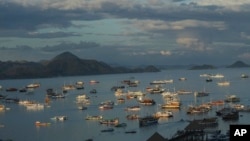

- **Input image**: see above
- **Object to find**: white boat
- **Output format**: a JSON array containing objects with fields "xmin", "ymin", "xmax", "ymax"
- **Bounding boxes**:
[
  {"xmin": 85, "ymin": 115, "xmax": 103, "ymax": 120},
  {"xmin": 127, "ymin": 90, "xmax": 145, "ymax": 96},
  {"xmin": 26, "ymin": 83, "xmax": 40, "ymax": 88},
  {"xmin": 62, "ymin": 84, "xmax": 75, "ymax": 90},
  {"xmin": 26, "ymin": 103, "xmax": 44, "ymax": 110},
  {"xmin": 210, "ymin": 74, "xmax": 224, "ymax": 78},
  {"xmin": 150, "ymin": 79, "xmax": 173, "ymax": 84},
  {"xmin": 153, "ymin": 111, "xmax": 173, "ymax": 118},
  {"xmin": 200, "ymin": 74, "xmax": 211, "ymax": 77},
  {"xmin": 75, "ymin": 81, "xmax": 84, "ymax": 89},
  {"xmin": 51, "ymin": 116, "xmax": 68, "ymax": 121},
  {"xmin": 217, "ymin": 81, "xmax": 230, "ymax": 86},
  {"xmin": 125, "ymin": 105, "xmax": 141, "ymax": 111},
  {"xmin": 177, "ymin": 89, "xmax": 192, "ymax": 95}
]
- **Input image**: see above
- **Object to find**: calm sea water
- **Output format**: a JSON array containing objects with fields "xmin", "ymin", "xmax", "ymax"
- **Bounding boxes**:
[{"xmin": 0, "ymin": 68, "xmax": 250, "ymax": 141}]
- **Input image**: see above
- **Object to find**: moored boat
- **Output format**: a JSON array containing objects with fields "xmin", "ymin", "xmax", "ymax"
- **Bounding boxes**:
[
  {"xmin": 51, "ymin": 116, "xmax": 68, "ymax": 121},
  {"xmin": 153, "ymin": 111, "xmax": 173, "ymax": 118},
  {"xmin": 35, "ymin": 121, "xmax": 51, "ymax": 126},
  {"xmin": 139, "ymin": 116, "xmax": 158, "ymax": 127},
  {"xmin": 101, "ymin": 128, "xmax": 114, "ymax": 132},
  {"xmin": 138, "ymin": 98, "xmax": 156, "ymax": 105},
  {"xmin": 224, "ymin": 95, "xmax": 240, "ymax": 103},
  {"xmin": 85, "ymin": 115, "xmax": 103, "ymax": 120},
  {"xmin": 99, "ymin": 118, "xmax": 119, "ymax": 125}
]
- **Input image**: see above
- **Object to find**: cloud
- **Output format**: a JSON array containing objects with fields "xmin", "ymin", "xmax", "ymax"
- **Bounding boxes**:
[
  {"xmin": 130, "ymin": 19, "xmax": 226, "ymax": 32},
  {"xmin": 176, "ymin": 37, "xmax": 208, "ymax": 51},
  {"xmin": 40, "ymin": 41, "xmax": 100, "ymax": 52}
]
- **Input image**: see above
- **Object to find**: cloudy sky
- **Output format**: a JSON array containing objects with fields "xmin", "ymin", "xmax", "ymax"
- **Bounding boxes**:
[{"xmin": 1, "ymin": 0, "xmax": 250, "ymax": 66}]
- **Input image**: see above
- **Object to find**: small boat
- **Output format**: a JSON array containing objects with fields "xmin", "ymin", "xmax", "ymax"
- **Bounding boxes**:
[
  {"xmin": 19, "ymin": 88, "xmax": 27, "ymax": 93},
  {"xmin": 114, "ymin": 123, "xmax": 127, "ymax": 127},
  {"xmin": 161, "ymin": 101, "xmax": 181, "ymax": 109},
  {"xmin": 0, "ymin": 104, "xmax": 5, "ymax": 111},
  {"xmin": 206, "ymin": 78, "xmax": 213, "ymax": 82},
  {"xmin": 51, "ymin": 116, "xmax": 68, "ymax": 121},
  {"xmin": 241, "ymin": 74, "xmax": 249, "ymax": 78},
  {"xmin": 85, "ymin": 115, "xmax": 103, "ymax": 120},
  {"xmin": 126, "ymin": 114, "xmax": 140, "ymax": 120},
  {"xmin": 26, "ymin": 83, "xmax": 40, "ymax": 88},
  {"xmin": 62, "ymin": 84, "xmax": 75, "ymax": 91},
  {"xmin": 138, "ymin": 98, "xmax": 156, "ymax": 105},
  {"xmin": 90, "ymin": 89, "xmax": 97, "ymax": 94},
  {"xmin": 117, "ymin": 97, "xmax": 125, "ymax": 103},
  {"xmin": 194, "ymin": 91, "xmax": 209, "ymax": 97},
  {"xmin": 101, "ymin": 128, "xmax": 114, "ymax": 132},
  {"xmin": 89, "ymin": 80, "xmax": 100, "ymax": 84},
  {"xmin": 153, "ymin": 111, "xmax": 173, "ymax": 118},
  {"xmin": 78, "ymin": 105, "xmax": 87, "ymax": 110},
  {"xmin": 178, "ymin": 77, "xmax": 187, "ymax": 81},
  {"xmin": 99, "ymin": 104, "xmax": 113, "ymax": 110},
  {"xmin": 139, "ymin": 116, "xmax": 158, "ymax": 127},
  {"xmin": 150, "ymin": 79, "xmax": 173, "ymax": 85},
  {"xmin": 35, "ymin": 121, "xmax": 51, "ymax": 126},
  {"xmin": 125, "ymin": 130, "xmax": 137, "ymax": 134},
  {"xmin": 222, "ymin": 111, "xmax": 239, "ymax": 120},
  {"xmin": 217, "ymin": 81, "xmax": 230, "ymax": 86},
  {"xmin": 75, "ymin": 81, "xmax": 84, "ymax": 89},
  {"xmin": 99, "ymin": 118, "xmax": 119, "ymax": 125},
  {"xmin": 125, "ymin": 105, "xmax": 140, "ymax": 111},
  {"xmin": 210, "ymin": 74, "xmax": 224, "ymax": 78},
  {"xmin": 6, "ymin": 87, "xmax": 18, "ymax": 92},
  {"xmin": 225, "ymin": 95, "xmax": 240, "ymax": 103}
]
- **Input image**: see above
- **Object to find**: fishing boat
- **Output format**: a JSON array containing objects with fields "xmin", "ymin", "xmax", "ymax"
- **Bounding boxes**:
[
  {"xmin": 75, "ymin": 81, "xmax": 84, "ymax": 89},
  {"xmin": 139, "ymin": 116, "xmax": 158, "ymax": 127}
]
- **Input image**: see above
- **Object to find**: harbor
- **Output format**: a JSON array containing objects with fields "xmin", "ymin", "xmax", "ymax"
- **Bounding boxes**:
[{"xmin": 0, "ymin": 68, "xmax": 250, "ymax": 141}]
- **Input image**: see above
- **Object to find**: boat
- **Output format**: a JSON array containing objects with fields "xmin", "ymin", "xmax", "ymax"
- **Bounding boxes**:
[
  {"xmin": 0, "ymin": 104, "xmax": 5, "ymax": 111},
  {"xmin": 26, "ymin": 103, "xmax": 44, "ymax": 110},
  {"xmin": 114, "ymin": 123, "xmax": 127, "ymax": 127},
  {"xmin": 99, "ymin": 118, "xmax": 119, "ymax": 125},
  {"xmin": 179, "ymin": 77, "xmax": 187, "ymax": 81},
  {"xmin": 85, "ymin": 115, "xmax": 103, "ymax": 120},
  {"xmin": 138, "ymin": 98, "xmax": 156, "ymax": 105},
  {"xmin": 26, "ymin": 83, "xmax": 40, "ymax": 88},
  {"xmin": 186, "ymin": 105, "xmax": 210, "ymax": 114},
  {"xmin": 62, "ymin": 84, "xmax": 75, "ymax": 91},
  {"xmin": 150, "ymin": 79, "xmax": 173, "ymax": 85},
  {"xmin": 5, "ymin": 87, "xmax": 18, "ymax": 92},
  {"xmin": 89, "ymin": 80, "xmax": 99, "ymax": 84},
  {"xmin": 75, "ymin": 81, "xmax": 84, "ymax": 89},
  {"xmin": 217, "ymin": 81, "xmax": 230, "ymax": 86},
  {"xmin": 161, "ymin": 101, "xmax": 181, "ymax": 109},
  {"xmin": 148, "ymin": 85, "xmax": 165, "ymax": 94},
  {"xmin": 125, "ymin": 105, "xmax": 140, "ymax": 111},
  {"xmin": 241, "ymin": 74, "xmax": 249, "ymax": 78},
  {"xmin": 35, "ymin": 121, "xmax": 51, "ymax": 126},
  {"xmin": 99, "ymin": 104, "xmax": 113, "ymax": 110},
  {"xmin": 101, "ymin": 128, "xmax": 114, "ymax": 132},
  {"xmin": 89, "ymin": 89, "xmax": 97, "ymax": 94},
  {"xmin": 222, "ymin": 111, "xmax": 239, "ymax": 120},
  {"xmin": 139, "ymin": 116, "xmax": 158, "ymax": 127},
  {"xmin": 224, "ymin": 95, "xmax": 240, "ymax": 103},
  {"xmin": 153, "ymin": 111, "xmax": 173, "ymax": 118},
  {"xmin": 176, "ymin": 89, "xmax": 192, "ymax": 95},
  {"xmin": 78, "ymin": 105, "xmax": 87, "ymax": 110},
  {"xmin": 194, "ymin": 91, "xmax": 209, "ymax": 97},
  {"xmin": 206, "ymin": 77, "xmax": 213, "ymax": 82},
  {"xmin": 210, "ymin": 74, "xmax": 224, "ymax": 78},
  {"xmin": 125, "ymin": 130, "xmax": 137, "ymax": 134},
  {"xmin": 126, "ymin": 114, "xmax": 140, "ymax": 120},
  {"xmin": 51, "ymin": 116, "xmax": 68, "ymax": 121},
  {"xmin": 0, "ymin": 94, "xmax": 7, "ymax": 99}
]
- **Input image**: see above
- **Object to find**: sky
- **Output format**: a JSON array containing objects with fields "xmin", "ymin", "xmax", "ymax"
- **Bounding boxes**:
[{"xmin": 1, "ymin": 0, "xmax": 250, "ymax": 66}]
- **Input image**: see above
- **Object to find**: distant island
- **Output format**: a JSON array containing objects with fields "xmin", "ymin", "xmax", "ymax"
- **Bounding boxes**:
[
  {"xmin": 226, "ymin": 60, "xmax": 250, "ymax": 68},
  {"xmin": 0, "ymin": 52, "xmax": 160, "ymax": 79},
  {"xmin": 189, "ymin": 64, "xmax": 217, "ymax": 70}
]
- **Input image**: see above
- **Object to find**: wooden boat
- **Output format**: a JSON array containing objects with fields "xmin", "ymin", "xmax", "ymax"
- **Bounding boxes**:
[
  {"xmin": 161, "ymin": 101, "xmax": 181, "ymax": 109},
  {"xmin": 139, "ymin": 116, "xmax": 158, "ymax": 127},
  {"xmin": 217, "ymin": 81, "xmax": 230, "ymax": 86}
]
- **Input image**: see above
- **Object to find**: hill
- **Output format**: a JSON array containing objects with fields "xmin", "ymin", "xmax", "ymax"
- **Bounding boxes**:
[
  {"xmin": 189, "ymin": 64, "xmax": 217, "ymax": 70},
  {"xmin": 0, "ymin": 52, "xmax": 160, "ymax": 79},
  {"xmin": 226, "ymin": 60, "xmax": 250, "ymax": 68}
]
